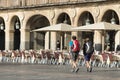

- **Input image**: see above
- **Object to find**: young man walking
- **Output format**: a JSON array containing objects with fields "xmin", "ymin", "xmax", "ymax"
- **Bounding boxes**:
[{"xmin": 71, "ymin": 35, "xmax": 80, "ymax": 73}]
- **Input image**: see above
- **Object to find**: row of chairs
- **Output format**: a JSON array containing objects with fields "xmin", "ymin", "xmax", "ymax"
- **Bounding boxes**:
[
  {"xmin": 90, "ymin": 52, "xmax": 120, "ymax": 68},
  {"xmin": 0, "ymin": 50, "xmax": 120, "ymax": 68},
  {"xmin": 0, "ymin": 50, "xmax": 70, "ymax": 65}
]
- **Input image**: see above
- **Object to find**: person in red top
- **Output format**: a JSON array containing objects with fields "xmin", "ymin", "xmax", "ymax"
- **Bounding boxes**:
[{"xmin": 71, "ymin": 35, "xmax": 80, "ymax": 73}]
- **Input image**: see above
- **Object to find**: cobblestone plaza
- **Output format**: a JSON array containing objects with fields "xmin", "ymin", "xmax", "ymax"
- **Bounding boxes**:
[{"xmin": 0, "ymin": 63, "xmax": 119, "ymax": 80}]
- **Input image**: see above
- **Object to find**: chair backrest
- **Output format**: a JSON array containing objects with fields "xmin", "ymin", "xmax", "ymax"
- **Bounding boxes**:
[
  {"xmin": 41, "ymin": 50, "xmax": 47, "ymax": 58},
  {"xmin": 54, "ymin": 51, "xmax": 59, "ymax": 59},
  {"xmin": 107, "ymin": 53, "xmax": 113, "ymax": 61},
  {"xmin": 101, "ymin": 53, "xmax": 108, "ymax": 61}
]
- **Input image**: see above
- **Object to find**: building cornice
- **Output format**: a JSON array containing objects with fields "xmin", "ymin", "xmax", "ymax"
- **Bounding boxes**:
[{"xmin": 0, "ymin": 0, "xmax": 107, "ymax": 11}]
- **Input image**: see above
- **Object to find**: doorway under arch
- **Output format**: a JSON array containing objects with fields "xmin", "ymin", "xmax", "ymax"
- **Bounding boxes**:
[
  {"xmin": 78, "ymin": 11, "xmax": 94, "ymax": 46},
  {"xmin": 56, "ymin": 13, "xmax": 71, "ymax": 50},
  {"xmin": 10, "ymin": 16, "xmax": 21, "ymax": 50},
  {"xmin": 0, "ymin": 18, "xmax": 5, "ymax": 50},
  {"xmin": 27, "ymin": 15, "xmax": 50, "ymax": 50},
  {"xmin": 102, "ymin": 10, "xmax": 119, "ymax": 51}
]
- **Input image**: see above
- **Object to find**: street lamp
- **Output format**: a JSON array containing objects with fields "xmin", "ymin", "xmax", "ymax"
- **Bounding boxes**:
[
  {"xmin": 111, "ymin": 12, "xmax": 116, "ymax": 24},
  {"xmin": 15, "ymin": 21, "xmax": 20, "ymax": 29},
  {"xmin": 63, "ymin": 19, "xmax": 67, "ymax": 24},
  {"xmin": 0, "ymin": 23, "xmax": 4, "ymax": 30},
  {"xmin": 85, "ymin": 13, "xmax": 90, "ymax": 25},
  {"xmin": 85, "ymin": 18, "xmax": 90, "ymax": 25},
  {"xmin": 63, "ymin": 14, "xmax": 67, "ymax": 24}
]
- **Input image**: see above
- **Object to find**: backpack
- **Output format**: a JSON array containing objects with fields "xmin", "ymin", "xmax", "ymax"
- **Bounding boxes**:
[
  {"xmin": 72, "ymin": 40, "xmax": 80, "ymax": 52},
  {"xmin": 85, "ymin": 41, "xmax": 94, "ymax": 54}
]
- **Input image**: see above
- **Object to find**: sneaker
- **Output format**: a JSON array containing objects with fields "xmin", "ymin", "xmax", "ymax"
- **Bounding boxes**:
[
  {"xmin": 89, "ymin": 67, "xmax": 92, "ymax": 72},
  {"xmin": 75, "ymin": 68, "xmax": 79, "ymax": 73}
]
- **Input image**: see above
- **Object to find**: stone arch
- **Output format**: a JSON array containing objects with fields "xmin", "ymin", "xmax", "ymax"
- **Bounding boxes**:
[
  {"xmin": 56, "ymin": 12, "xmax": 71, "ymax": 24},
  {"xmin": 101, "ymin": 9, "xmax": 119, "ymax": 24},
  {"xmin": 26, "ymin": 14, "xmax": 50, "ymax": 29},
  {"xmin": 77, "ymin": 11, "xmax": 94, "ymax": 46},
  {"xmin": 101, "ymin": 9, "xmax": 119, "ymax": 51},
  {"xmin": 75, "ymin": 8, "xmax": 94, "ymax": 26},
  {"xmin": 10, "ymin": 15, "xmax": 21, "ymax": 50},
  {"xmin": 55, "ymin": 12, "xmax": 71, "ymax": 49},
  {"xmin": 23, "ymin": 11, "xmax": 51, "ymax": 29},
  {"xmin": 26, "ymin": 14, "xmax": 50, "ymax": 49},
  {"xmin": 98, "ymin": 6, "xmax": 120, "ymax": 22},
  {"xmin": 77, "ymin": 11, "xmax": 94, "ymax": 26},
  {"xmin": 10, "ymin": 15, "xmax": 21, "ymax": 30}
]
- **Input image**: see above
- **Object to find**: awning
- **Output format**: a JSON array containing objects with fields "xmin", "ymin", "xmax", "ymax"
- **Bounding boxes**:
[
  {"xmin": 72, "ymin": 22, "xmax": 120, "ymax": 31},
  {"xmin": 32, "ymin": 23, "xmax": 73, "ymax": 32},
  {"xmin": 72, "ymin": 22, "xmax": 120, "ymax": 51},
  {"xmin": 32, "ymin": 23, "xmax": 73, "ymax": 50}
]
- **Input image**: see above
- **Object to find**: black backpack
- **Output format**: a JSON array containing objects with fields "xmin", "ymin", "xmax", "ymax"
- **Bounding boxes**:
[{"xmin": 85, "ymin": 41, "xmax": 94, "ymax": 54}]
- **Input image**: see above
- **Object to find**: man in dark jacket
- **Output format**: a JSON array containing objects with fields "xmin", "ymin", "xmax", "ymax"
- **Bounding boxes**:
[{"xmin": 83, "ymin": 38, "xmax": 94, "ymax": 72}]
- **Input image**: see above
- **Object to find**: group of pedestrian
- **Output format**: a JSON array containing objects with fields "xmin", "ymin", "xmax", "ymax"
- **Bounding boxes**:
[{"xmin": 69, "ymin": 35, "xmax": 94, "ymax": 73}]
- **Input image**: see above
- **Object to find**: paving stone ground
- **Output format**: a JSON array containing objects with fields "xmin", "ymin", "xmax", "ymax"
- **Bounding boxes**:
[{"xmin": 0, "ymin": 63, "xmax": 120, "ymax": 80}]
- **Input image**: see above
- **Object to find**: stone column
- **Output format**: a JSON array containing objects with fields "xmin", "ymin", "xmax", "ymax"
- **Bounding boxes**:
[
  {"xmin": 45, "ymin": 32, "xmax": 50, "ymax": 49},
  {"xmin": 20, "ymin": 28, "xmax": 30, "ymax": 50},
  {"xmin": 33, "ymin": 32, "xmax": 37, "ymax": 49},
  {"xmin": 5, "ymin": 29, "xmax": 14, "ymax": 50},
  {"xmin": 94, "ymin": 30, "xmax": 102, "ymax": 52},
  {"xmin": 50, "ymin": 32, "xmax": 56, "ymax": 50}
]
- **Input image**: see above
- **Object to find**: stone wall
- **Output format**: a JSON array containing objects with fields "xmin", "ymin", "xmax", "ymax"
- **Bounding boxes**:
[{"xmin": 0, "ymin": 0, "xmax": 107, "ymax": 8}]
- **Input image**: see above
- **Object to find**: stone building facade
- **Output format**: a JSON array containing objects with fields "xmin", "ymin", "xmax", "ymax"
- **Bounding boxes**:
[{"xmin": 0, "ymin": 0, "xmax": 120, "ymax": 51}]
